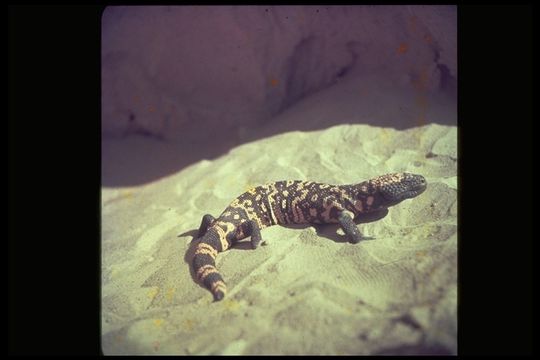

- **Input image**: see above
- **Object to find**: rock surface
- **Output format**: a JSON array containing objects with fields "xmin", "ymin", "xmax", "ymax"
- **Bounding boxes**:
[{"xmin": 102, "ymin": 5, "xmax": 456, "ymax": 140}]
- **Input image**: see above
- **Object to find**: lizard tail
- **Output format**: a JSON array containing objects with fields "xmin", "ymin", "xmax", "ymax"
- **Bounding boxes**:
[{"xmin": 191, "ymin": 228, "xmax": 228, "ymax": 301}]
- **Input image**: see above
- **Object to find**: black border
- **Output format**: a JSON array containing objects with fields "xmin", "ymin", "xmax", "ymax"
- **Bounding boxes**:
[
  {"xmin": 8, "ymin": 4, "xmax": 104, "ymax": 356},
  {"xmin": 8, "ymin": 3, "xmax": 535, "ymax": 356},
  {"xmin": 458, "ymin": 3, "xmax": 534, "ymax": 356}
]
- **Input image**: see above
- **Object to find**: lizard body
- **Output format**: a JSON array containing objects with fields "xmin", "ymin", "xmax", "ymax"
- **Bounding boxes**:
[{"xmin": 191, "ymin": 172, "xmax": 427, "ymax": 301}]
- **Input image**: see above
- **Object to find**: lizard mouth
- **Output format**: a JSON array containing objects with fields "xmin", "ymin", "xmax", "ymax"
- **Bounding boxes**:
[{"xmin": 399, "ymin": 183, "xmax": 427, "ymax": 199}]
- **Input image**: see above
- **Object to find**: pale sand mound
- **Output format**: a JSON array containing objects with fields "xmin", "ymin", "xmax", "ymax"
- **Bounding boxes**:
[{"xmin": 101, "ymin": 123, "xmax": 457, "ymax": 355}]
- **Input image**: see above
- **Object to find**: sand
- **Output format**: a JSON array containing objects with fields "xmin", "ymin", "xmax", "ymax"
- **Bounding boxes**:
[
  {"xmin": 101, "ymin": 72, "xmax": 457, "ymax": 355},
  {"xmin": 101, "ymin": 21, "xmax": 458, "ymax": 348}
]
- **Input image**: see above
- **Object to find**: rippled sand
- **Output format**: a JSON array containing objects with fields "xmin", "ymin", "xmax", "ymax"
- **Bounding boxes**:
[{"xmin": 101, "ymin": 122, "xmax": 457, "ymax": 355}]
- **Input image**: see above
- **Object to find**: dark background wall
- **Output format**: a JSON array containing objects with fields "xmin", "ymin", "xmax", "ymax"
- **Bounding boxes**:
[{"xmin": 102, "ymin": 6, "xmax": 457, "ymax": 141}]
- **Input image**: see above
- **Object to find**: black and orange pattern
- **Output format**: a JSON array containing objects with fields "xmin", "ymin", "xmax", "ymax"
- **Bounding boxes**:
[{"xmin": 191, "ymin": 172, "xmax": 427, "ymax": 301}]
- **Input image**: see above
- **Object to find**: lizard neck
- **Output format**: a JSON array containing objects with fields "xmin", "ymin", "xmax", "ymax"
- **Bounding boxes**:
[{"xmin": 345, "ymin": 181, "xmax": 385, "ymax": 215}]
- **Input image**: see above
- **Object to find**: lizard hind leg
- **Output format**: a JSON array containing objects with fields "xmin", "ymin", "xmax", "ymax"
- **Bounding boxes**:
[
  {"xmin": 247, "ymin": 220, "xmax": 263, "ymax": 249},
  {"xmin": 197, "ymin": 214, "xmax": 216, "ymax": 238}
]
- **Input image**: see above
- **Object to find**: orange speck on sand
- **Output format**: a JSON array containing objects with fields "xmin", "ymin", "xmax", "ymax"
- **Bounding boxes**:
[
  {"xmin": 269, "ymin": 78, "xmax": 279, "ymax": 87},
  {"xmin": 223, "ymin": 298, "xmax": 240, "ymax": 311},
  {"xmin": 397, "ymin": 43, "xmax": 408, "ymax": 54},
  {"xmin": 424, "ymin": 34, "xmax": 432, "ymax": 43},
  {"xmin": 148, "ymin": 105, "xmax": 155, "ymax": 113},
  {"xmin": 166, "ymin": 287, "xmax": 175, "ymax": 301},
  {"xmin": 183, "ymin": 319, "xmax": 196, "ymax": 331},
  {"xmin": 147, "ymin": 287, "xmax": 159, "ymax": 299}
]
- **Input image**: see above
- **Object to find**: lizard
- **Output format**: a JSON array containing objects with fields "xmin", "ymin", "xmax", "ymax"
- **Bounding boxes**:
[{"xmin": 191, "ymin": 172, "xmax": 427, "ymax": 301}]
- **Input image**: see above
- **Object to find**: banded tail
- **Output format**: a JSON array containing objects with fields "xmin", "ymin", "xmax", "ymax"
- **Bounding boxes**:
[{"xmin": 191, "ymin": 226, "xmax": 229, "ymax": 301}]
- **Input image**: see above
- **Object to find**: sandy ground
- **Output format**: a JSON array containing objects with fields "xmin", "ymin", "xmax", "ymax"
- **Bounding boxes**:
[{"xmin": 101, "ymin": 73, "xmax": 457, "ymax": 355}]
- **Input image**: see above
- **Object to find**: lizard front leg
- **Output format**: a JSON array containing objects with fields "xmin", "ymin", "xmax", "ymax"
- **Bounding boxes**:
[
  {"xmin": 246, "ymin": 220, "xmax": 263, "ymax": 249},
  {"xmin": 338, "ymin": 210, "xmax": 373, "ymax": 243}
]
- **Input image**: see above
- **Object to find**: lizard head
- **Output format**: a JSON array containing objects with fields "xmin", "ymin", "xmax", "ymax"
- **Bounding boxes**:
[{"xmin": 368, "ymin": 172, "xmax": 427, "ymax": 207}]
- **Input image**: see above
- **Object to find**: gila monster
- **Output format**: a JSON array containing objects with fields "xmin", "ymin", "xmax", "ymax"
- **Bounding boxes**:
[{"xmin": 191, "ymin": 172, "xmax": 427, "ymax": 301}]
